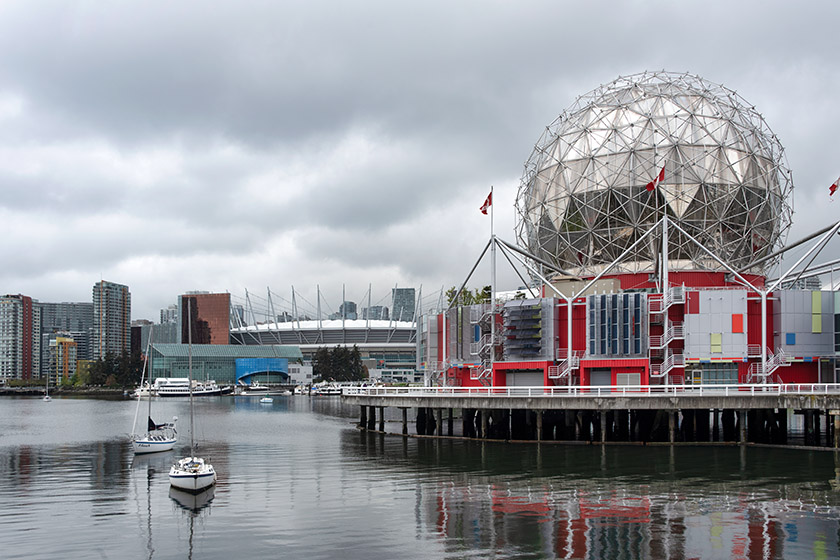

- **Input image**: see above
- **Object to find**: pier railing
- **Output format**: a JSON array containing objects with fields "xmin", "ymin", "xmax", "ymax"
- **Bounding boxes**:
[{"xmin": 343, "ymin": 383, "xmax": 840, "ymax": 398}]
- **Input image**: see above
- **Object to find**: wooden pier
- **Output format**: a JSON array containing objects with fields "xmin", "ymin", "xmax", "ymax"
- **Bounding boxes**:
[{"xmin": 342, "ymin": 384, "xmax": 840, "ymax": 447}]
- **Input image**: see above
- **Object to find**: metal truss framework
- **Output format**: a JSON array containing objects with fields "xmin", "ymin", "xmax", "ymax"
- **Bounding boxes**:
[{"xmin": 515, "ymin": 71, "xmax": 794, "ymax": 277}]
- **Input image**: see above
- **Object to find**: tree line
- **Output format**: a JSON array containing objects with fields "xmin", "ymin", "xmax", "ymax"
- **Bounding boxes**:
[
  {"xmin": 446, "ymin": 285, "xmax": 492, "ymax": 306},
  {"xmin": 312, "ymin": 345, "xmax": 367, "ymax": 382},
  {"xmin": 62, "ymin": 351, "xmax": 144, "ymax": 388}
]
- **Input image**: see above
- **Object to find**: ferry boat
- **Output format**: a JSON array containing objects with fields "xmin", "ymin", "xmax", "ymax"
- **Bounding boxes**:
[{"xmin": 156, "ymin": 378, "xmax": 225, "ymax": 397}]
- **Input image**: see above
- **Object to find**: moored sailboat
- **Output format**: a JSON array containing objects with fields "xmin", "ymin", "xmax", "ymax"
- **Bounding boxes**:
[
  {"xmin": 132, "ymin": 327, "xmax": 177, "ymax": 454},
  {"xmin": 169, "ymin": 299, "xmax": 217, "ymax": 493}
]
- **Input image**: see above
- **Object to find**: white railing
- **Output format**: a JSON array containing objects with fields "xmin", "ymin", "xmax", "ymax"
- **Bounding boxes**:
[
  {"xmin": 669, "ymin": 285, "xmax": 685, "ymax": 304},
  {"xmin": 747, "ymin": 344, "xmax": 766, "ymax": 357},
  {"xmin": 648, "ymin": 286, "xmax": 685, "ymax": 315},
  {"xmin": 649, "ymin": 295, "xmax": 664, "ymax": 314},
  {"xmin": 469, "ymin": 366, "xmax": 492, "ymax": 381},
  {"xmin": 470, "ymin": 332, "xmax": 501, "ymax": 357},
  {"xmin": 469, "ymin": 303, "xmax": 491, "ymax": 323},
  {"xmin": 342, "ymin": 383, "xmax": 840, "ymax": 398},
  {"xmin": 650, "ymin": 321, "xmax": 684, "ymax": 349},
  {"xmin": 650, "ymin": 352, "xmax": 685, "ymax": 378},
  {"xmin": 548, "ymin": 350, "xmax": 583, "ymax": 379},
  {"xmin": 747, "ymin": 348, "xmax": 790, "ymax": 382}
]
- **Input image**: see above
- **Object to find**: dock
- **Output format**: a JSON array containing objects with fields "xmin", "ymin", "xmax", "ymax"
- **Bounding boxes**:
[{"xmin": 343, "ymin": 384, "xmax": 840, "ymax": 447}]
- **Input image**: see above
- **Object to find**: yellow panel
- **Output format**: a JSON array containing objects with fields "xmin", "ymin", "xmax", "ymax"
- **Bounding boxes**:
[
  {"xmin": 812, "ymin": 291, "xmax": 822, "ymax": 314},
  {"xmin": 710, "ymin": 332, "xmax": 722, "ymax": 354},
  {"xmin": 813, "ymin": 314, "xmax": 822, "ymax": 334}
]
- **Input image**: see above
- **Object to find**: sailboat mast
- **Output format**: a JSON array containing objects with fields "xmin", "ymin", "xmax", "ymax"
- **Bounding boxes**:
[
  {"xmin": 146, "ymin": 325, "xmax": 154, "ymax": 424},
  {"xmin": 188, "ymin": 298, "xmax": 194, "ymax": 458},
  {"xmin": 132, "ymin": 325, "xmax": 153, "ymax": 435}
]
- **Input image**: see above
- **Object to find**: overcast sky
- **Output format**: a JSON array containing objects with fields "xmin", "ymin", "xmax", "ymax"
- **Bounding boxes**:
[{"xmin": 1, "ymin": 1, "xmax": 839, "ymax": 321}]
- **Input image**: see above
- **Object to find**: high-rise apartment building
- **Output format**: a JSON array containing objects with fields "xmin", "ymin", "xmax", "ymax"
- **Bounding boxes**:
[
  {"xmin": 362, "ymin": 305, "xmax": 389, "ymax": 320},
  {"xmin": 392, "ymin": 288, "xmax": 416, "ymax": 322},
  {"xmin": 0, "ymin": 294, "xmax": 41, "ymax": 381},
  {"xmin": 48, "ymin": 336, "xmax": 77, "ymax": 384},
  {"xmin": 93, "ymin": 280, "xmax": 131, "ymax": 360},
  {"xmin": 39, "ymin": 301, "xmax": 94, "ymax": 361},
  {"xmin": 178, "ymin": 292, "xmax": 230, "ymax": 344},
  {"xmin": 160, "ymin": 304, "xmax": 178, "ymax": 325},
  {"xmin": 339, "ymin": 301, "xmax": 357, "ymax": 320}
]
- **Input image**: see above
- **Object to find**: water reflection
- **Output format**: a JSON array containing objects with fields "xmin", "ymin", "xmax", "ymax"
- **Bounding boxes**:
[
  {"xmin": 169, "ymin": 487, "xmax": 214, "ymax": 560},
  {"xmin": 4, "ymin": 397, "xmax": 840, "ymax": 559},
  {"xmin": 170, "ymin": 486, "xmax": 215, "ymax": 514},
  {"xmin": 346, "ymin": 431, "xmax": 840, "ymax": 559}
]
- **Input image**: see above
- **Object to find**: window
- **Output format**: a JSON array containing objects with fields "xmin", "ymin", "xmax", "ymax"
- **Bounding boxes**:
[
  {"xmin": 616, "ymin": 372, "xmax": 640, "ymax": 386},
  {"xmin": 700, "ymin": 363, "xmax": 738, "ymax": 384}
]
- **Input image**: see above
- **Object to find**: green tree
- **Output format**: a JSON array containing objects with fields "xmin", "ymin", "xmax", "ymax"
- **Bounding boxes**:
[
  {"xmin": 312, "ymin": 347, "xmax": 332, "ymax": 381},
  {"xmin": 312, "ymin": 345, "xmax": 368, "ymax": 382},
  {"xmin": 446, "ymin": 285, "xmax": 492, "ymax": 306},
  {"xmin": 85, "ymin": 351, "xmax": 144, "ymax": 388}
]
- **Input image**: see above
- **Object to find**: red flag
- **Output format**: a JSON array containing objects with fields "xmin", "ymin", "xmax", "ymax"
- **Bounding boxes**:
[
  {"xmin": 480, "ymin": 191, "xmax": 492, "ymax": 214},
  {"xmin": 646, "ymin": 165, "xmax": 666, "ymax": 192},
  {"xmin": 830, "ymin": 175, "xmax": 840, "ymax": 196}
]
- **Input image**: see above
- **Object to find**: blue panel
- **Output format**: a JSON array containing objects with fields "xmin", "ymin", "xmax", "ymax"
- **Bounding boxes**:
[
  {"xmin": 235, "ymin": 358, "xmax": 289, "ymax": 383},
  {"xmin": 786, "ymin": 332, "xmax": 796, "ymax": 346},
  {"xmin": 474, "ymin": 325, "xmax": 480, "ymax": 342}
]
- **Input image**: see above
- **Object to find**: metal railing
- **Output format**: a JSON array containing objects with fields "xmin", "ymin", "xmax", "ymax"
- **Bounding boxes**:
[
  {"xmin": 747, "ymin": 348, "xmax": 790, "ymax": 382},
  {"xmin": 469, "ymin": 366, "xmax": 492, "ymax": 381},
  {"xmin": 470, "ymin": 332, "xmax": 501, "ymax": 357},
  {"xmin": 342, "ymin": 383, "xmax": 840, "ymax": 398},
  {"xmin": 649, "ymin": 321, "xmax": 684, "ymax": 349},
  {"xmin": 747, "ymin": 344, "xmax": 767, "ymax": 357},
  {"xmin": 548, "ymin": 350, "xmax": 583, "ymax": 379},
  {"xmin": 650, "ymin": 352, "xmax": 685, "ymax": 378},
  {"xmin": 649, "ymin": 286, "xmax": 686, "ymax": 314}
]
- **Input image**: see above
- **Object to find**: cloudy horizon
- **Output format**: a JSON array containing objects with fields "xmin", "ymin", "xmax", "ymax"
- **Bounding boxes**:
[{"xmin": 2, "ymin": 1, "xmax": 839, "ymax": 321}]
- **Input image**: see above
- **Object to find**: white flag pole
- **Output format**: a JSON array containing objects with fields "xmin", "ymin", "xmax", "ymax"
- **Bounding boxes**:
[{"xmin": 490, "ymin": 186, "xmax": 495, "ymax": 380}]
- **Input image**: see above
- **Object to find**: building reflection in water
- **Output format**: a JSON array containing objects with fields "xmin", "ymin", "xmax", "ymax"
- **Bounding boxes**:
[
  {"xmin": 414, "ymin": 473, "xmax": 840, "ymax": 559},
  {"xmin": 341, "ymin": 432, "xmax": 840, "ymax": 559}
]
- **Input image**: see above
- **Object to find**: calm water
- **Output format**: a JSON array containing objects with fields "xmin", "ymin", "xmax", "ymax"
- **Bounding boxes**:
[{"xmin": 2, "ymin": 396, "xmax": 840, "ymax": 559}]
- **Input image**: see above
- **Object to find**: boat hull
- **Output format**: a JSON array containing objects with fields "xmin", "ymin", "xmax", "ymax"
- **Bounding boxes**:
[
  {"xmin": 158, "ymin": 388, "xmax": 222, "ymax": 397},
  {"xmin": 133, "ymin": 437, "xmax": 177, "ymax": 454},
  {"xmin": 169, "ymin": 457, "xmax": 217, "ymax": 493}
]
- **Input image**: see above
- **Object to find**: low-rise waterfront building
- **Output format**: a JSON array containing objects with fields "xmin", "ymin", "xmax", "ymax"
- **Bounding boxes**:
[{"xmin": 149, "ymin": 343, "xmax": 303, "ymax": 386}]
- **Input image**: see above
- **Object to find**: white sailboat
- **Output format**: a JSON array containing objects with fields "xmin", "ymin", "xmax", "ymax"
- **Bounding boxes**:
[
  {"xmin": 169, "ymin": 300, "xmax": 217, "ymax": 493},
  {"xmin": 43, "ymin": 374, "xmax": 51, "ymax": 402},
  {"xmin": 132, "ymin": 327, "xmax": 177, "ymax": 454}
]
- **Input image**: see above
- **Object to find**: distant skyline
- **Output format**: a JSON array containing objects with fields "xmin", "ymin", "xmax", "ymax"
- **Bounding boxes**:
[{"xmin": 2, "ymin": 1, "xmax": 839, "ymax": 320}]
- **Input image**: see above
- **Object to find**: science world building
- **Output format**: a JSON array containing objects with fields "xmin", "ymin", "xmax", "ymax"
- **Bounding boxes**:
[{"xmin": 421, "ymin": 71, "xmax": 837, "ymax": 391}]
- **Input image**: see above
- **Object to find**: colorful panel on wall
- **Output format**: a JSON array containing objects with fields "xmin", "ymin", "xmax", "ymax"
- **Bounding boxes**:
[{"xmin": 710, "ymin": 332, "xmax": 722, "ymax": 353}]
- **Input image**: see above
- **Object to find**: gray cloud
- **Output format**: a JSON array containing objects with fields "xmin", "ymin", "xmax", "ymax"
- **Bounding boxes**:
[{"xmin": 0, "ymin": 1, "xmax": 838, "ymax": 318}]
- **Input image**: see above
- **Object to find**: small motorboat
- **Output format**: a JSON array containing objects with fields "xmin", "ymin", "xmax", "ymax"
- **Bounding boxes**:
[{"xmin": 259, "ymin": 397, "xmax": 274, "ymax": 404}]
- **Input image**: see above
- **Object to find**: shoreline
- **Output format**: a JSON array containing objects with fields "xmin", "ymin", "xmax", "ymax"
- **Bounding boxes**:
[{"xmin": 0, "ymin": 387, "xmax": 130, "ymax": 397}]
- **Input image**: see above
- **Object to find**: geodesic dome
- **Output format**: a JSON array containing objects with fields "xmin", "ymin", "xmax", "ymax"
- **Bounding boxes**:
[{"xmin": 514, "ymin": 71, "xmax": 793, "ymax": 276}]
